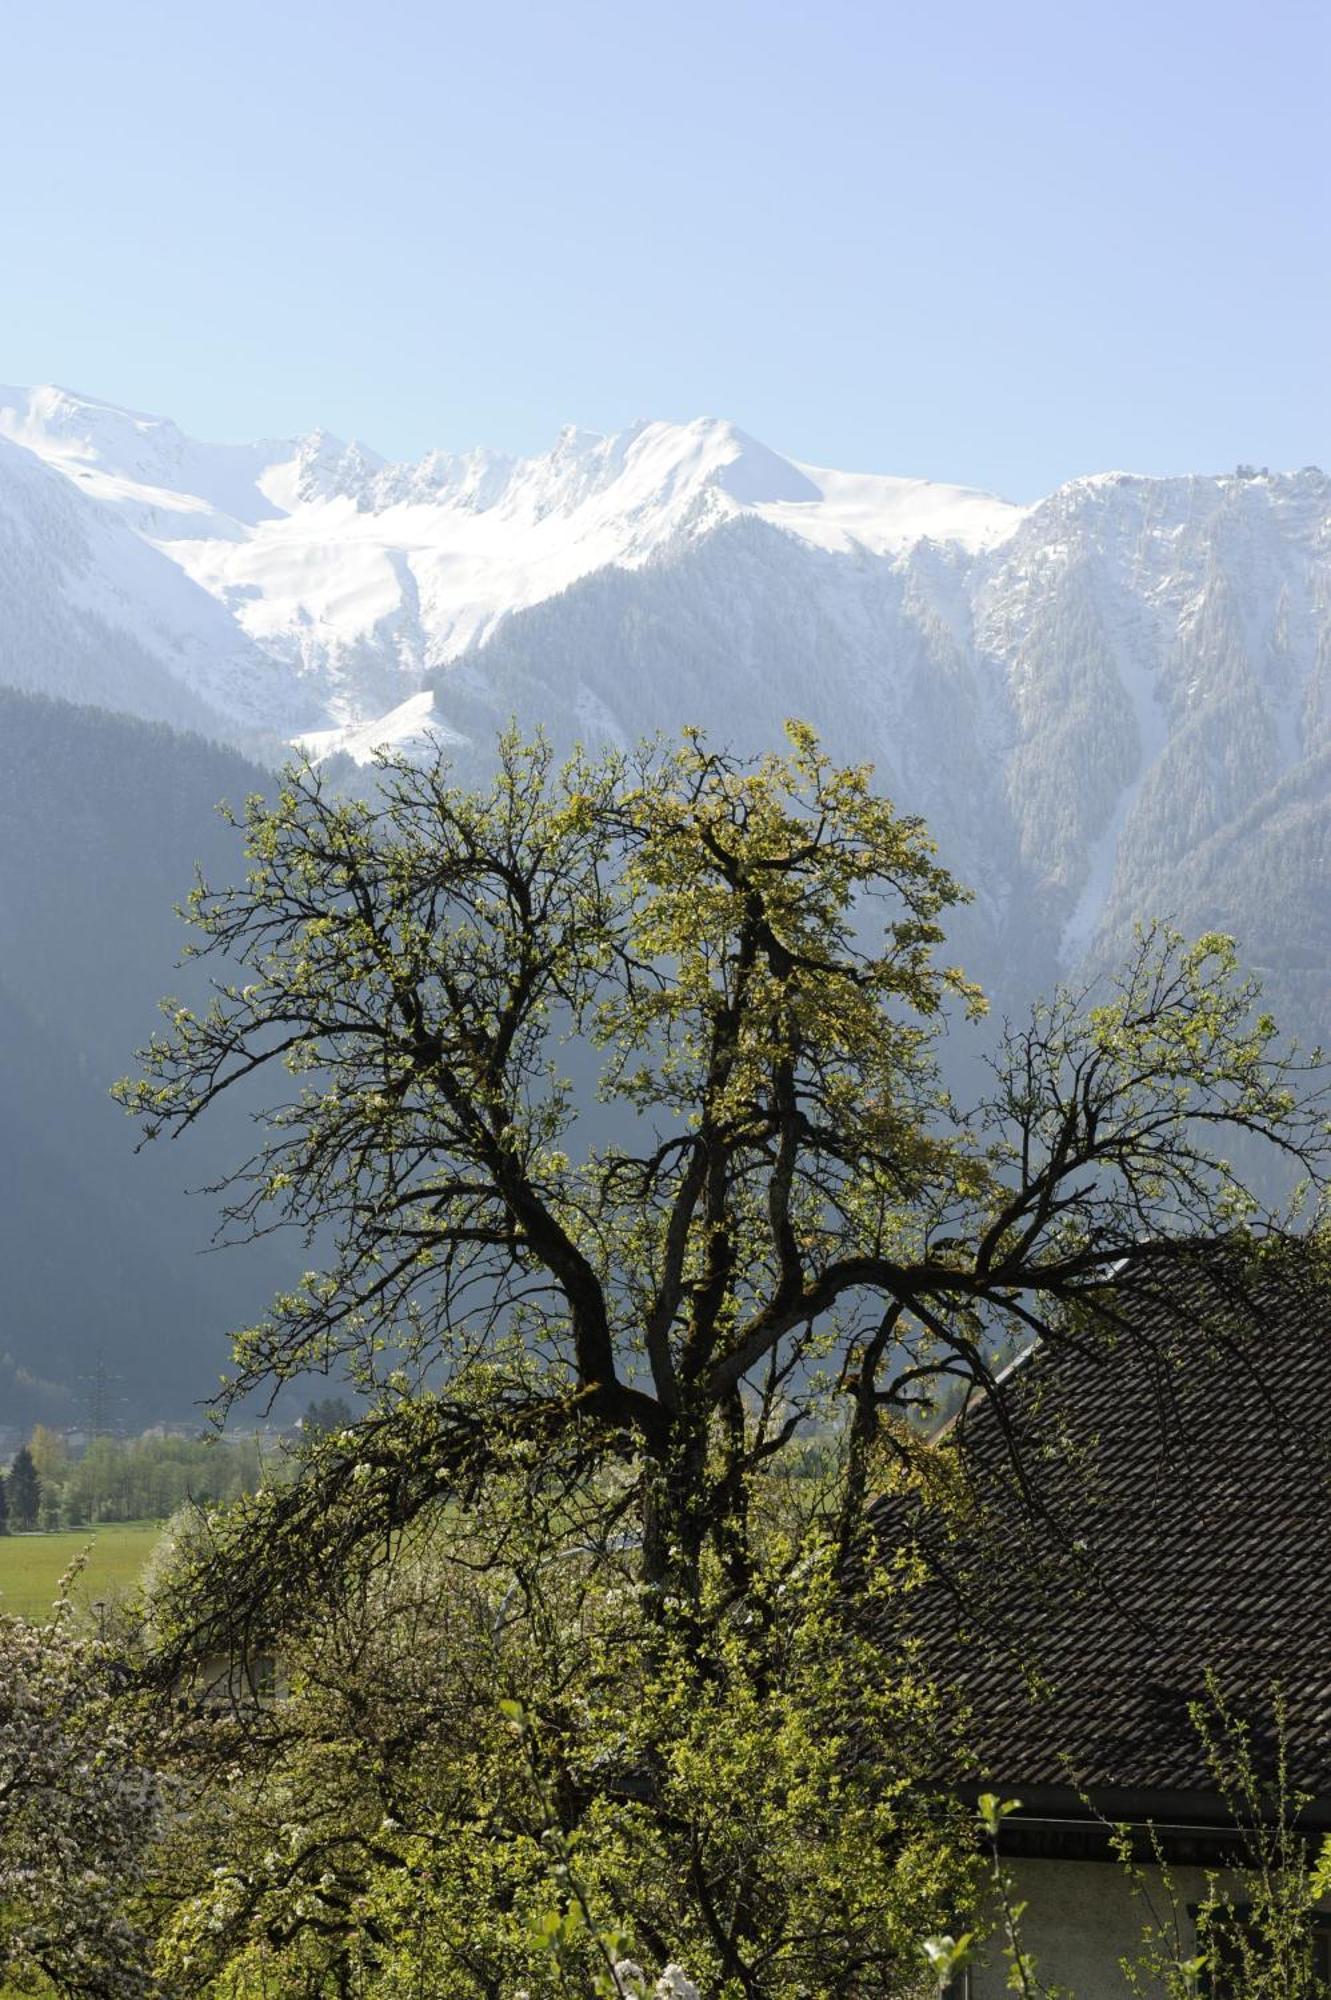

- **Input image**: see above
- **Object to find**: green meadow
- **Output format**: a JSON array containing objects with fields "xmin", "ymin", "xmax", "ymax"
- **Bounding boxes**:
[{"xmin": 0, "ymin": 1521, "xmax": 163, "ymax": 1622}]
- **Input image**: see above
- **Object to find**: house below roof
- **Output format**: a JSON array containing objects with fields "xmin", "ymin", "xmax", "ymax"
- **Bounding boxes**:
[{"xmin": 869, "ymin": 1253, "xmax": 1331, "ymax": 1998}]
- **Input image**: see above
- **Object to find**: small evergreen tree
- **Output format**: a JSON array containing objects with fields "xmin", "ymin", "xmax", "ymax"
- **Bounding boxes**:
[
  {"xmin": 0, "ymin": 1472, "xmax": 9, "ymax": 1536},
  {"xmin": 7, "ymin": 1448, "xmax": 40, "ymax": 1532}
]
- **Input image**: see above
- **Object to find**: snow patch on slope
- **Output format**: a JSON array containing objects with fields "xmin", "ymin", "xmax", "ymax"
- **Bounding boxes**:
[
  {"xmin": 761, "ymin": 463, "xmax": 1027, "ymax": 556},
  {"xmin": 0, "ymin": 429, "xmax": 301, "ymax": 733},
  {"xmin": 295, "ymin": 689, "xmax": 465, "ymax": 764},
  {"xmin": 1060, "ymin": 608, "xmax": 1171, "ymax": 963}
]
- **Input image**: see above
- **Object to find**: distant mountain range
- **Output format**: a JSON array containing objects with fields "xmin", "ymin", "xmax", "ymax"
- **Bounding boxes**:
[
  {"xmin": 2, "ymin": 383, "xmax": 1329, "ymax": 1415},
  {"xmin": 4, "ymin": 384, "xmax": 1329, "ymax": 985}
]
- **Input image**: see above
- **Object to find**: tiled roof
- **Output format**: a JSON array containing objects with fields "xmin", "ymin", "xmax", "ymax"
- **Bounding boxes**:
[{"xmin": 870, "ymin": 1255, "xmax": 1331, "ymax": 1802}]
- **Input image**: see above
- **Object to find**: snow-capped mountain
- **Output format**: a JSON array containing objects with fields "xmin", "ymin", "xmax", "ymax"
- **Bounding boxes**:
[
  {"xmin": 0, "ymin": 384, "xmax": 1023, "ymax": 740},
  {"xmin": 3, "ymin": 381, "xmax": 1330, "ymax": 1026}
]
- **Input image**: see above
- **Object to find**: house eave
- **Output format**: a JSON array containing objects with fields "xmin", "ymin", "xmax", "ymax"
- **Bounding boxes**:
[{"xmin": 957, "ymin": 1779, "xmax": 1331, "ymax": 1865}]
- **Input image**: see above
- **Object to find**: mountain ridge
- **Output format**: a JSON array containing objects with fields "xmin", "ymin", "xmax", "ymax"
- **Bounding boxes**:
[
  {"xmin": 0, "ymin": 382, "xmax": 1030, "ymax": 739},
  {"xmin": 1, "ymin": 380, "xmax": 1328, "ymax": 1013}
]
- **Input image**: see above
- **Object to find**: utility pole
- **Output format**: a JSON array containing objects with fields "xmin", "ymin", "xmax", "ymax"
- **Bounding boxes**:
[{"xmin": 81, "ymin": 1349, "xmax": 125, "ymax": 1439}]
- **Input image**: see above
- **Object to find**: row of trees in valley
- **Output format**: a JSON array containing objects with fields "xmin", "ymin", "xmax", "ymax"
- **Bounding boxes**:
[
  {"xmin": 0, "ymin": 1426, "xmax": 270, "ymax": 1531},
  {"xmin": 2, "ymin": 726, "xmax": 1328, "ymax": 1996}
]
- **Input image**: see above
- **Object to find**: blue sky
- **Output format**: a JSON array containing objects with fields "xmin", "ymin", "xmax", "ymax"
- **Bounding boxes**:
[{"xmin": 3, "ymin": 0, "xmax": 1327, "ymax": 496}]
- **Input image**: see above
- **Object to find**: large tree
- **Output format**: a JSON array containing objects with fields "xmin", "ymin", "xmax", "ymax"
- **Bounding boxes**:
[
  {"xmin": 120, "ymin": 725, "xmax": 1331, "ymax": 1994},
  {"xmin": 121, "ymin": 725, "xmax": 1329, "ymax": 1627}
]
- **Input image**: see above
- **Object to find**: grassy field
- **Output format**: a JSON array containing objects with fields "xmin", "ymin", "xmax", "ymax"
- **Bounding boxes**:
[{"xmin": 0, "ymin": 1520, "xmax": 164, "ymax": 1622}]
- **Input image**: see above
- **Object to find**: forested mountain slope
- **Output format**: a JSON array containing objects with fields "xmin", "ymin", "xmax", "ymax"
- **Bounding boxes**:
[
  {"xmin": 422, "ymin": 470, "xmax": 1331, "ymax": 1044},
  {"xmin": 0, "ymin": 692, "xmax": 286, "ymax": 1419}
]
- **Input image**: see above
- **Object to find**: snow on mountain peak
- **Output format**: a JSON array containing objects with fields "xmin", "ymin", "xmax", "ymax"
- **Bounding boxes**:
[
  {"xmin": 286, "ymin": 429, "xmax": 388, "ymax": 507},
  {"xmin": 0, "ymin": 383, "xmax": 297, "ymax": 531},
  {"xmin": 4, "ymin": 378, "xmax": 1331, "ymax": 1015},
  {"xmin": 0, "ymin": 383, "xmax": 189, "ymax": 473},
  {"xmin": 0, "ymin": 384, "xmax": 1031, "ymax": 750}
]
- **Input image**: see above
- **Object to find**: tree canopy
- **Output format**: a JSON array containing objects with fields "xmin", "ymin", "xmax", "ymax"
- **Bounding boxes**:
[
  {"xmin": 121, "ymin": 724, "xmax": 1330, "ymax": 1627},
  {"xmin": 113, "ymin": 723, "xmax": 1331, "ymax": 1995}
]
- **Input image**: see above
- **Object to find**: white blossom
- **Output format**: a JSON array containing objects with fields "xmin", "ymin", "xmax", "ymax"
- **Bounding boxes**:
[
  {"xmin": 0, "ymin": 1598, "xmax": 162, "ymax": 1996},
  {"xmin": 655, "ymin": 1967, "xmax": 700, "ymax": 2000}
]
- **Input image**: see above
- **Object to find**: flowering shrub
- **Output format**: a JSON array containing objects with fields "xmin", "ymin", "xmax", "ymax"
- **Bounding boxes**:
[
  {"xmin": 140, "ymin": 1474, "xmax": 977, "ymax": 1998},
  {"xmin": 0, "ymin": 1577, "xmax": 162, "ymax": 1997}
]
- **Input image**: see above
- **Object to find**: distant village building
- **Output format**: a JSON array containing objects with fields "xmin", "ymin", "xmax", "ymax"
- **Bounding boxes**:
[{"xmin": 876, "ymin": 1258, "xmax": 1331, "ymax": 1998}]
